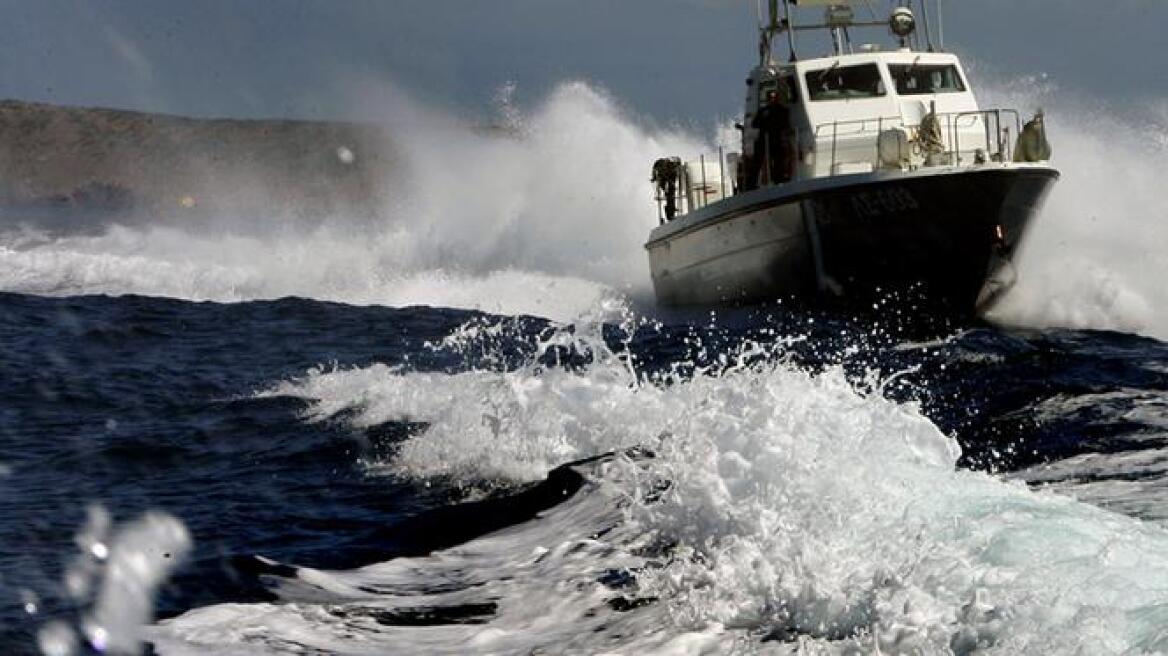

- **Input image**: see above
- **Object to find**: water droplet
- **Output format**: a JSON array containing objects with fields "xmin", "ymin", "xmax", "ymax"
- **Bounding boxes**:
[
  {"xmin": 86, "ymin": 625, "xmax": 108, "ymax": 652},
  {"xmin": 90, "ymin": 543, "xmax": 109, "ymax": 560},
  {"xmin": 21, "ymin": 589, "xmax": 39, "ymax": 615},
  {"xmin": 37, "ymin": 621, "xmax": 77, "ymax": 656}
]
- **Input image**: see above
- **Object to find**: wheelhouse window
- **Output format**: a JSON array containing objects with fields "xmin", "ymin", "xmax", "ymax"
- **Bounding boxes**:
[
  {"xmin": 757, "ymin": 77, "xmax": 800, "ymax": 109},
  {"xmin": 889, "ymin": 64, "xmax": 966, "ymax": 95},
  {"xmin": 804, "ymin": 64, "xmax": 886, "ymax": 101}
]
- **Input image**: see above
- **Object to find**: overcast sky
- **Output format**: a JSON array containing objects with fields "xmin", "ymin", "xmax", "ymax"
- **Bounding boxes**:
[{"xmin": 0, "ymin": 1, "xmax": 1164, "ymax": 125}]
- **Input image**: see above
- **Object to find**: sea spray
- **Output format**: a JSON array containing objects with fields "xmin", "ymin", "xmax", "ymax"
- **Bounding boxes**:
[
  {"xmin": 0, "ymin": 82, "xmax": 702, "ymax": 322},
  {"xmin": 981, "ymin": 86, "xmax": 1168, "ymax": 337},
  {"xmin": 40, "ymin": 506, "xmax": 191, "ymax": 656},
  {"xmin": 149, "ymin": 315, "xmax": 1168, "ymax": 654}
]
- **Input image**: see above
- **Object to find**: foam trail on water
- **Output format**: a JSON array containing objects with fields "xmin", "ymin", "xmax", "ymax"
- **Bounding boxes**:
[{"xmin": 0, "ymin": 83, "xmax": 703, "ymax": 322}]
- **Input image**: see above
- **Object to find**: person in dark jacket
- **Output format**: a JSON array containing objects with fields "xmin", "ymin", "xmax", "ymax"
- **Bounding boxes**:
[
  {"xmin": 751, "ymin": 90, "xmax": 793, "ymax": 186},
  {"xmin": 651, "ymin": 157, "xmax": 681, "ymax": 220}
]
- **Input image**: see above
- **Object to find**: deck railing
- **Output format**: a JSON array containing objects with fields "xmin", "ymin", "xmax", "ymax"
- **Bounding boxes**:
[
  {"xmin": 654, "ymin": 108, "xmax": 1025, "ymax": 223},
  {"xmin": 810, "ymin": 108, "xmax": 1023, "ymax": 176}
]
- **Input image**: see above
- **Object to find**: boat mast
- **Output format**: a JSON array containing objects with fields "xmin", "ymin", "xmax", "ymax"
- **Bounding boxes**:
[
  {"xmin": 775, "ymin": 1, "xmax": 902, "ymax": 60},
  {"xmin": 781, "ymin": 0, "xmax": 797, "ymax": 62},
  {"xmin": 760, "ymin": 0, "xmax": 798, "ymax": 65},
  {"xmin": 936, "ymin": 0, "xmax": 945, "ymax": 50},
  {"xmin": 830, "ymin": 23, "xmax": 844, "ymax": 56},
  {"xmin": 919, "ymin": 0, "xmax": 935, "ymax": 51},
  {"xmin": 770, "ymin": 1, "xmax": 936, "ymax": 60}
]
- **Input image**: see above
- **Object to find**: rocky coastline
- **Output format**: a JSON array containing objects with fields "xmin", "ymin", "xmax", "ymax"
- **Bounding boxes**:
[{"xmin": 0, "ymin": 99, "xmax": 397, "ymax": 220}]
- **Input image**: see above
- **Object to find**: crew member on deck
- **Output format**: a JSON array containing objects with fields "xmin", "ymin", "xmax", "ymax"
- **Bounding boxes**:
[
  {"xmin": 751, "ymin": 88, "xmax": 793, "ymax": 186},
  {"xmin": 652, "ymin": 157, "xmax": 681, "ymax": 220}
]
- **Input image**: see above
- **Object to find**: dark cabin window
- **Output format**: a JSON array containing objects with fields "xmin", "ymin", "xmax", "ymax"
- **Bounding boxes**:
[
  {"xmin": 889, "ymin": 64, "xmax": 966, "ymax": 95},
  {"xmin": 757, "ymin": 77, "xmax": 799, "ymax": 110},
  {"xmin": 804, "ymin": 64, "xmax": 885, "ymax": 101},
  {"xmin": 758, "ymin": 81, "xmax": 778, "ymax": 108}
]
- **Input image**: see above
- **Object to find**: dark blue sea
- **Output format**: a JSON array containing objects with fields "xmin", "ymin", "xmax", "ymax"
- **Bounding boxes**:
[{"xmin": 3, "ymin": 290, "xmax": 1168, "ymax": 654}]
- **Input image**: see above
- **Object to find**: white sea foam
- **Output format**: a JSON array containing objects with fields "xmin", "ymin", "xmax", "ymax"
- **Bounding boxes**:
[
  {"xmin": 0, "ymin": 229, "xmax": 619, "ymax": 321},
  {"xmin": 981, "ymin": 89, "xmax": 1168, "ymax": 338},
  {"xmin": 152, "ymin": 323, "xmax": 1168, "ymax": 654},
  {"xmin": 45, "ymin": 507, "xmax": 191, "ymax": 656},
  {"xmin": 0, "ymin": 82, "xmax": 702, "ymax": 323}
]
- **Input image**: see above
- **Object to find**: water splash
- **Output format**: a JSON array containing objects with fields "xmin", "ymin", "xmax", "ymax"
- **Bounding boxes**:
[
  {"xmin": 981, "ymin": 87, "xmax": 1168, "ymax": 338},
  {"xmin": 0, "ymin": 82, "xmax": 703, "ymax": 323},
  {"xmin": 145, "ymin": 317, "xmax": 1168, "ymax": 654},
  {"xmin": 41, "ymin": 507, "xmax": 191, "ymax": 656}
]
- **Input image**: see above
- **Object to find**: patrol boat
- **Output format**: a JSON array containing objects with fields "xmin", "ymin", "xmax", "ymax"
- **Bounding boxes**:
[{"xmin": 646, "ymin": 0, "xmax": 1057, "ymax": 313}]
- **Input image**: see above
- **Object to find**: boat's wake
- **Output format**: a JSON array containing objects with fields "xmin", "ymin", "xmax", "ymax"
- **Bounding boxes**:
[{"xmin": 145, "ymin": 320, "xmax": 1168, "ymax": 655}]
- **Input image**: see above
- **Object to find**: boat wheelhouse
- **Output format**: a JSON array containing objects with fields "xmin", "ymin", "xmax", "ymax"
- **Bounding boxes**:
[{"xmin": 647, "ymin": 0, "xmax": 1057, "ymax": 313}]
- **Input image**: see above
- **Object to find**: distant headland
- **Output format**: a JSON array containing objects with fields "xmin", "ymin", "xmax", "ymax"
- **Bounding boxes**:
[{"xmin": 0, "ymin": 99, "xmax": 398, "ymax": 219}]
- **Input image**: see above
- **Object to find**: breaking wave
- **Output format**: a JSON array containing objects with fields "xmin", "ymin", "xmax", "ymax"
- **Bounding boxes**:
[
  {"xmin": 0, "ymin": 82, "xmax": 703, "ymax": 322},
  {"xmin": 148, "ymin": 321, "xmax": 1168, "ymax": 654}
]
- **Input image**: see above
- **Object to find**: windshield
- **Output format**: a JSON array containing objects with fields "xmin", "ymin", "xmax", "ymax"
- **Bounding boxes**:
[
  {"xmin": 804, "ymin": 64, "xmax": 886, "ymax": 101},
  {"xmin": 889, "ymin": 64, "xmax": 966, "ymax": 95}
]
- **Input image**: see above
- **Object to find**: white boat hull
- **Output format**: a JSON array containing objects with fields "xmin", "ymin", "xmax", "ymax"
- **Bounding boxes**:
[
  {"xmin": 647, "ymin": 198, "xmax": 813, "ymax": 305},
  {"xmin": 646, "ymin": 164, "xmax": 1058, "ymax": 313}
]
